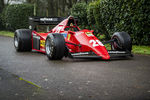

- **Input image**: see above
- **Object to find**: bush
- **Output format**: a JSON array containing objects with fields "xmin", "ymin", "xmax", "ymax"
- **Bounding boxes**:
[
  {"xmin": 71, "ymin": 2, "xmax": 88, "ymax": 29},
  {"xmin": 86, "ymin": 1, "xmax": 98, "ymax": 33},
  {"xmin": 1, "ymin": 4, "xmax": 34, "ymax": 31},
  {"xmin": 98, "ymin": 0, "xmax": 150, "ymax": 45},
  {"xmin": 71, "ymin": 0, "xmax": 150, "ymax": 45},
  {"xmin": 0, "ymin": 13, "xmax": 5, "ymax": 30},
  {"xmin": 0, "ymin": 14, "xmax": 4, "ymax": 30},
  {"xmin": 93, "ymin": 0, "xmax": 111, "ymax": 39},
  {"xmin": 94, "ymin": 0, "xmax": 150, "ymax": 45},
  {"xmin": 87, "ymin": 2, "xmax": 95, "ymax": 26}
]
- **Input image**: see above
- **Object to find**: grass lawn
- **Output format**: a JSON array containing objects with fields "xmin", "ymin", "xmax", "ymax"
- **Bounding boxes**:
[
  {"xmin": 132, "ymin": 45, "xmax": 150, "ymax": 55},
  {"xmin": 0, "ymin": 31, "xmax": 14, "ymax": 37},
  {"xmin": 104, "ymin": 44, "xmax": 150, "ymax": 55},
  {"xmin": 0, "ymin": 31, "xmax": 150, "ymax": 55}
]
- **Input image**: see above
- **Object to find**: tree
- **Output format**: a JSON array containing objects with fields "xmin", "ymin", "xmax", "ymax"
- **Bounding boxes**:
[
  {"xmin": 0, "ymin": 0, "xmax": 4, "ymax": 13},
  {"xmin": 25, "ymin": 0, "xmax": 90, "ymax": 17}
]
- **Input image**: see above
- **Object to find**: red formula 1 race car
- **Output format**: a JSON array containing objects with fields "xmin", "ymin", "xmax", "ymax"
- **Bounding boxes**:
[{"xmin": 14, "ymin": 16, "xmax": 133, "ymax": 60}]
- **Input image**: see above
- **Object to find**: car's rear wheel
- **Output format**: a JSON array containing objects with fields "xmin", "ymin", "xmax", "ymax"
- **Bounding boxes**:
[
  {"xmin": 45, "ymin": 33, "xmax": 66, "ymax": 60},
  {"xmin": 14, "ymin": 29, "xmax": 32, "ymax": 52},
  {"xmin": 111, "ymin": 32, "xmax": 132, "ymax": 52}
]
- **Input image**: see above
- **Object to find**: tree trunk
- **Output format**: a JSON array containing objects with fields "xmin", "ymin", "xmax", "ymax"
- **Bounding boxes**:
[
  {"xmin": 61, "ymin": 0, "xmax": 66, "ymax": 16},
  {"xmin": 68, "ymin": 0, "xmax": 72, "ymax": 8},
  {"xmin": 48, "ymin": 0, "xmax": 56, "ymax": 16},
  {"xmin": 0, "ymin": 0, "xmax": 4, "ymax": 13}
]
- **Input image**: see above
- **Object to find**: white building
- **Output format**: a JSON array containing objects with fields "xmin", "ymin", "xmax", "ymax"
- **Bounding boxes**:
[{"xmin": 4, "ymin": 0, "xmax": 26, "ymax": 4}]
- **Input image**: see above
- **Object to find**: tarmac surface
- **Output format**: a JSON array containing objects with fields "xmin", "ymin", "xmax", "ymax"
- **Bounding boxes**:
[{"xmin": 0, "ymin": 36, "xmax": 150, "ymax": 100}]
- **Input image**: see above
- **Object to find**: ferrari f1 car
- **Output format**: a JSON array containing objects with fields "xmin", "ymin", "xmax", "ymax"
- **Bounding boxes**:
[{"xmin": 14, "ymin": 16, "xmax": 133, "ymax": 60}]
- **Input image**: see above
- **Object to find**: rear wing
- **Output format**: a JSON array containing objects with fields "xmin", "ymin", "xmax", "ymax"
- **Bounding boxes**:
[{"xmin": 29, "ymin": 17, "xmax": 66, "ymax": 30}]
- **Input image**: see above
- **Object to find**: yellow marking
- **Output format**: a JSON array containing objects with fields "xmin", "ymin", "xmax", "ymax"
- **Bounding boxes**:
[
  {"xmin": 19, "ymin": 77, "xmax": 41, "ymax": 88},
  {"xmin": 40, "ymin": 40, "xmax": 45, "ymax": 47},
  {"xmin": 86, "ymin": 32, "xmax": 93, "ymax": 36},
  {"xmin": 67, "ymin": 34, "xmax": 71, "ymax": 40}
]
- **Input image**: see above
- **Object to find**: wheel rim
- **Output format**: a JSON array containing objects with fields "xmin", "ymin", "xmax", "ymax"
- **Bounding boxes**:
[
  {"xmin": 112, "ymin": 37, "xmax": 122, "ymax": 50},
  {"xmin": 14, "ymin": 35, "xmax": 18, "ymax": 48},
  {"xmin": 111, "ymin": 43, "xmax": 115, "ymax": 50},
  {"xmin": 46, "ymin": 39, "xmax": 51, "ymax": 55}
]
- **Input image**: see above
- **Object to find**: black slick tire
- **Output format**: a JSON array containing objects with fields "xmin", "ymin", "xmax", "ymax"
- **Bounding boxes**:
[
  {"xmin": 45, "ymin": 33, "xmax": 66, "ymax": 60},
  {"xmin": 111, "ymin": 32, "xmax": 132, "ymax": 52},
  {"xmin": 14, "ymin": 29, "xmax": 32, "ymax": 52}
]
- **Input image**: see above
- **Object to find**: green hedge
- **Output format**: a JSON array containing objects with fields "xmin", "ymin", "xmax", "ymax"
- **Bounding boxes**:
[
  {"xmin": 96, "ymin": 0, "xmax": 150, "ymax": 45},
  {"xmin": 0, "ymin": 14, "xmax": 5, "ymax": 30},
  {"xmin": 1, "ymin": 4, "xmax": 34, "ymax": 31},
  {"xmin": 0, "ymin": 14, "xmax": 3, "ymax": 30},
  {"xmin": 71, "ymin": 0, "xmax": 150, "ymax": 45},
  {"xmin": 71, "ymin": 2, "xmax": 88, "ymax": 29},
  {"xmin": 86, "ymin": 1, "xmax": 98, "ymax": 33}
]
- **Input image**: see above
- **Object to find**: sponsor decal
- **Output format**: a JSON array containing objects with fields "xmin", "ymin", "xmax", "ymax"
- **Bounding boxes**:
[
  {"xmin": 85, "ymin": 32, "xmax": 94, "ymax": 37},
  {"xmin": 61, "ymin": 33, "xmax": 67, "ymax": 38},
  {"xmin": 67, "ymin": 34, "xmax": 71, "ymax": 40},
  {"xmin": 40, "ymin": 18, "xmax": 58, "ymax": 21},
  {"xmin": 40, "ymin": 40, "xmax": 45, "ymax": 47},
  {"xmin": 108, "ymin": 51, "xmax": 126, "ymax": 54},
  {"xmin": 71, "ymin": 52, "xmax": 89, "ymax": 56}
]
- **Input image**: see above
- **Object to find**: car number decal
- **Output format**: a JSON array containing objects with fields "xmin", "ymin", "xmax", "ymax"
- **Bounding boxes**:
[{"xmin": 89, "ymin": 39, "xmax": 104, "ymax": 47}]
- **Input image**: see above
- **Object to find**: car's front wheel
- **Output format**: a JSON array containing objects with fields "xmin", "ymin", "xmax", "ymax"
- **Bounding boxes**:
[
  {"xmin": 45, "ymin": 33, "xmax": 66, "ymax": 60},
  {"xmin": 111, "ymin": 32, "xmax": 132, "ymax": 52}
]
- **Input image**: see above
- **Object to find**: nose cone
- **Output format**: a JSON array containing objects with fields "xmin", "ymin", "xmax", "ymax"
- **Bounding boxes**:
[
  {"xmin": 93, "ymin": 46, "xmax": 110, "ymax": 60},
  {"xmin": 101, "ymin": 54, "xmax": 110, "ymax": 60}
]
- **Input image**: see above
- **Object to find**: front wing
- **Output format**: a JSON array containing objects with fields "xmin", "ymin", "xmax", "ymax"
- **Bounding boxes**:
[{"xmin": 68, "ymin": 51, "xmax": 133, "ymax": 59}]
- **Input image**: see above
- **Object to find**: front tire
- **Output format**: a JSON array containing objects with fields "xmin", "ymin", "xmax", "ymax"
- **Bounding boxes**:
[
  {"xmin": 45, "ymin": 33, "xmax": 66, "ymax": 60},
  {"xmin": 111, "ymin": 32, "xmax": 132, "ymax": 52}
]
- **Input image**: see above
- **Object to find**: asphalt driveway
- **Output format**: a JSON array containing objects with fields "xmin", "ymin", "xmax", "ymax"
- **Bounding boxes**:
[{"xmin": 0, "ymin": 36, "xmax": 150, "ymax": 100}]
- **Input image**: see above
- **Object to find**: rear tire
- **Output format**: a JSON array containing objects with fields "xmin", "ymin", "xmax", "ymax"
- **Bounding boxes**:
[
  {"xmin": 111, "ymin": 32, "xmax": 132, "ymax": 52},
  {"xmin": 45, "ymin": 33, "xmax": 66, "ymax": 60},
  {"xmin": 14, "ymin": 29, "xmax": 32, "ymax": 52}
]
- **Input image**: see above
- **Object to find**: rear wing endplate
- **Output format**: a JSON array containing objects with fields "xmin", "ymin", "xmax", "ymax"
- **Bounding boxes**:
[{"xmin": 29, "ymin": 17, "xmax": 66, "ymax": 30}]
